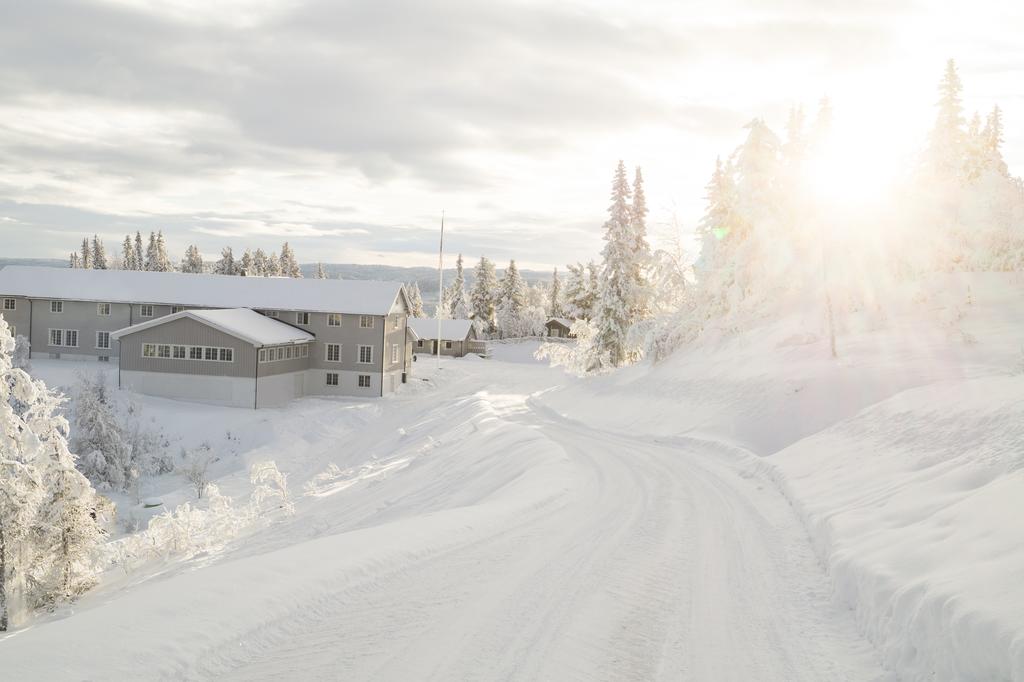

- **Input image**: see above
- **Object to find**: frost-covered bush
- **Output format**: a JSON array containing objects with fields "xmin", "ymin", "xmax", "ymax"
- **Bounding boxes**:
[
  {"xmin": 73, "ymin": 372, "xmax": 135, "ymax": 491},
  {"xmin": 180, "ymin": 442, "xmax": 214, "ymax": 499},
  {"xmin": 12, "ymin": 335, "xmax": 30, "ymax": 371}
]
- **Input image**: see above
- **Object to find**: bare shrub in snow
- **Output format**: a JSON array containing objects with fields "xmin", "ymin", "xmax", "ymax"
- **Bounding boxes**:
[{"xmin": 181, "ymin": 443, "xmax": 213, "ymax": 499}]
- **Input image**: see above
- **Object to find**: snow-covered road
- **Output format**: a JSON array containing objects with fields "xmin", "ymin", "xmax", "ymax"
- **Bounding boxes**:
[{"xmin": 1, "ymin": 356, "xmax": 886, "ymax": 680}]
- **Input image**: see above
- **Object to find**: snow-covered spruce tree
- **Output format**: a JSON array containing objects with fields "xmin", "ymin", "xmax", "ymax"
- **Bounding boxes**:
[
  {"xmin": 471, "ymin": 256, "xmax": 499, "ymax": 333},
  {"xmin": 446, "ymin": 254, "xmax": 470, "ymax": 319},
  {"xmin": 214, "ymin": 246, "xmax": 236, "ymax": 275},
  {"xmin": 590, "ymin": 160, "xmax": 653, "ymax": 367},
  {"xmin": 315, "ymin": 262, "xmax": 327, "ymax": 279},
  {"xmin": 549, "ymin": 267, "xmax": 563, "ymax": 317},
  {"xmin": 80, "ymin": 237, "xmax": 93, "ymax": 270},
  {"xmin": 73, "ymin": 373, "xmax": 134, "ymax": 492},
  {"xmin": 924, "ymin": 59, "xmax": 967, "ymax": 183},
  {"xmin": 562, "ymin": 263, "xmax": 588, "ymax": 320},
  {"xmin": 252, "ymin": 248, "xmax": 268, "ymax": 276},
  {"xmin": 238, "ymin": 249, "xmax": 254, "ymax": 276},
  {"xmin": 13, "ymin": 335, "xmax": 30, "ymax": 371},
  {"xmin": 407, "ymin": 281, "xmax": 425, "ymax": 318},
  {"xmin": 495, "ymin": 260, "xmax": 527, "ymax": 337},
  {"xmin": 1, "ymin": 319, "xmax": 102, "ymax": 630},
  {"xmin": 120, "ymin": 234, "xmax": 136, "ymax": 271},
  {"xmin": 267, "ymin": 251, "xmax": 281, "ymax": 277},
  {"xmin": 279, "ymin": 242, "xmax": 302, "ymax": 278},
  {"xmin": 180, "ymin": 245, "xmax": 204, "ymax": 273},
  {"xmin": 132, "ymin": 232, "xmax": 144, "ymax": 271},
  {"xmin": 91, "ymin": 236, "xmax": 108, "ymax": 270},
  {"xmin": 68, "ymin": 252, "xmax": 80, "ymax": 268}
]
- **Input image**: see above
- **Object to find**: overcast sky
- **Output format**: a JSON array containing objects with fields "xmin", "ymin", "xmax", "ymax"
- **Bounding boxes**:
[{"xmin": 1, "ymin": 0, "xmax": 1021, "ymax": 269}]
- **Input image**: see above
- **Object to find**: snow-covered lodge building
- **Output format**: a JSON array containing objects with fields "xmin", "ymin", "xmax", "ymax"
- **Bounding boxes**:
[
  {"xmin": 0, "ymin": 266, "xmax": 414, "ymax": 407},
  {"xmin": 407, "ymin": 318, "xmax": 478, "ymax": 358}
]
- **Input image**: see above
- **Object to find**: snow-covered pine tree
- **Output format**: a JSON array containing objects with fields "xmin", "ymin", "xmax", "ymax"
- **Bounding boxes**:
[
  {"xmin": 279, "ymin": 242, "xmax": 302, "ymax": 278},
  {"xmin": 252, "ymin": 248, "xmax": 268, "ymax": 276},
  {"xmin": 267, "ymin": 252, "xmax": 281, "ymax": 277},
  {"xmin": 591, "ymin": 160, "xmax": 636, "ymax": 367},
  {"xmin": 80, "ymin": 238, "xmax": 92, "ymax": 270},
  {"xmin": 315, "ymin": 262, "xmax": 327, "ymax": 279},
  {"xmin": 91, "ymin": 236, "xmax": 107, "ymax": 270},
  {"xmin": 121, "ymin": 234, "xmax": 136, "ymax": 271},
  {"xmin": 133, "ymin": 232, "xmax": 144, "ymax": 271},
  {"xmin": 68, "ymin": 252, "xmax": 80, "ymax": 268},
  {"xmin": 154, "ymin": 231, "xmax": 172, "ymax": 271},
  {"xmin": 144, "ymin": 232, "xmax": 158, "ymax": 271},
  {"xmin": 694, "ymin": 156, "xmax": 740, "ymax": 315},
  {"xmin": 0, "ymin": 318, "xmax": 102, "ymax": 630},
  {"xmin": 214, "ymin": 246, "xmax": 236, "ymax": 276},
  {"xmin": 238, "ymin": 249, "xmax": 254, "ymax": 276},
  {"xmin": 407, "ymin": 281, "xmax": 425, "ymax": 317},
  {"xmin": 495, "ymin": 259, "xmax": 527, "ymax": 337},
  {"xmin": 563, "ymin": 263, "xmax": 587, "ymax": 319},
  {"xmin": 73, "ymin": 373, "xmax": 133, "ymax": 492},
  {"xmin": 471, "ymin": 256, "xmax": 499, "ymax": 332},
  {"xmin": 982, "ymin": 105, "xmax": 1009, "ymax": 177},
  {"xmin": 549, "ymin": 267, "xmax": 563, "ymax": 317},
  {"xmin": 627, "ymin": 166, "xmax": 653, "ymax": 320},
  {"xmin": 180, "ymin": 245, "xmax": 204, "ymax": 274}
]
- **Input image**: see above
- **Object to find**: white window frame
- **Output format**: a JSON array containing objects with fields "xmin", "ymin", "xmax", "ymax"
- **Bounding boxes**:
[
  {"xmin": 296, "ymin": 312, "xmax": 310, "ymax": 325},
  {"xmin": 173, "ymin": 345, "xmax": 186, "ymax": 359},
  {"xmin": 391, "ymin": 344, "xmax": 399, "ymax": 363},
  {"xmin": 48, "ymin": 328, "xmax": 78, "ymax": 347},
  {"xmin": 96, "ymin": 331, "xmax": 111, "ymax": 349},
  {"xmin": 189, "ymin": 346, "xmax": 203, "ymax": 360},
  {"xmin": 445, "ymin": 341, "xmax": 453, "ymax": 349},
  {"xmin": 300, "ymin": 345, "xmax": 308, "ymax": 357},
  {"xmin": 171, "ymin": 306, "xmax": 185, "ymax": 314},
  {"xmin": 259, "ymin": 349, "xmax": 267, "ymax": 362},
  {"xmin": 358, "ymin": 374, "xmax": 371, "ymax": 388},
  {"xmin": 143, "ymin": 343, "xmax": 157, "ymax": 358},
  {"xmin": 264, "ymin": 310, "xmax": 279, "ymax": 318},
  {"xmin": 50, "ymin": 300, "xmax": 63, "ymax": 314},
  {"xmin": 325, "ymin": 343, "xmax": 341, "ymax": 362},
  {"xmin": 97, "ymin": 302, "xmax": 111, "ymax": 316},
  {"xmin": 359, "ymin": 315, "xmax": 374, "ymax": 328},
  {"xmin": 146, "ymin": 343, "xmax": 233, "ymax": 362},
  {"xmin": 3, "ymin": 298, "xmax": 15, "ymax": 311},
  {"xmin": 358, "ymin": 345, "xmax": 373, "ymax": 364},
  {"xmin": 327, "ymin": 313, "xmax": 342, "ymax": 327},
  {"xmin": 140, "ymin": 304, "xmax": 154, "ymax": 317},
  {"xmin": 326, "ymin": 372, "xmax": 339, "ymax": 386}
]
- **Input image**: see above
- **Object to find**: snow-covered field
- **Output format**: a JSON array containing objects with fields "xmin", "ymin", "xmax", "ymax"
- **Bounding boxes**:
[{"xmin": 2, "ymin": 273, "xmax": 1023, "ymax": 680}]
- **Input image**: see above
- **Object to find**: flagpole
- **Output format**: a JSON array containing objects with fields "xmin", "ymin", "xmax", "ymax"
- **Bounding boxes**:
[{"xmin": 436, "ymin": 210, "xmax": 445, "ymax": 370}]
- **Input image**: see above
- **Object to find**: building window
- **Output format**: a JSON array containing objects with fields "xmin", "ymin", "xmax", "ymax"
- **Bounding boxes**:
[
  {"xmin": 259, "ymin": 349, "xmax": 267, "ymax": 362},
  {"xmin": 96, "ymin": 331, "xmax": 111, "ymax": 349},
  {"xmin": 296, "ymin": 312, "xmax": 310, "ymax": 325},
  {"xmin": 417, "ymin": 339, "xmax": 424, "ymax": 348},
  {"xmin": 300, "ymin": 345, "xmax": 308, "ymax": 357},
  {"xmin": 97, "ymin": 302, "xmax": 111, "ymax": 316},
  {"xmin": 359, "ymin": 315, "xmax": 373, "ymax": 328},
  {"xmin": 190, "ymin": 346, "xmax": 203, "ymax": 360},
  {"xmin": 158, "ymin": 344, "xmax": 171, "ymax": 358},
  {"xmin": 48, "ymin": 329, "xmax": 78, "ymax": 347},
  {"xmin": 276, "ymin": 347, "xmax": 284, "ymax": 361},
  {"xmin": 358, "ymin": 374, "xmax": 371, "ymax": 388},
  {"xmin": 98, "ymin": 355, "xmax": 109, "ymax": 362},
  {"xmin": 171, "ymin": 306, "xmax": 184, "ymax": 314},
  {"xmin": 394, "ymin": 316, "xmax": 403, "ymax": 329},
  {"xmin": 326, "ymin": 343, "xmax": 341, "ymax": 362},
  {"xmin": 173, "ymin": 345, "xmax": 186, "ymax": 359},
  {"xmin": 203, "ymin": 347, "xmax": 216, "ymax": 361},
  {"xmin": 284, "ymin": 346, "xmax": 293, "ymax": 360},
  {"xmin": 143, "ymin": 343, "xmax": 157, "ymax": 358},
  {"xmin": 326, "ymin": 372, "xmax": 339, "ymax": 386},
  {"xmin": 358, "ymin": 345, "xmax": 373, "ymax": 364},
  {"xmin": 445, "ymin": 341, "xmax": 453, "ymax": 349},
  {"xmin": 328, "ymin": 313, "xmax": 341, "ymax": 327},
  {"xmin": 140, "ymin": 305, "xmax": 154, "ymax": 317},
  {"xmin": 3, "ymin": 298, "xmax": 16, "ymax": 310},
  {"xmin": 264, "ymin": 310, "xmax": 279, "ymax": 318},
  {"xmin": 391, "ymin": 344, "xmax": 399, "ymax": 363},
  {"xmin": 50, "ymin": 301, "xmax": 63, "ymax": 313},
  {"xmin": 219, "ymin": 348, "xmax": 233, "ymax": 362}
]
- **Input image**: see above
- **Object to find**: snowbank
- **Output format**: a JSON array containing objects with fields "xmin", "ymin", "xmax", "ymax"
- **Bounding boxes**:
[{"xmin": 535, "ymin": 271, "xmax": 1024, "ymax": 681}]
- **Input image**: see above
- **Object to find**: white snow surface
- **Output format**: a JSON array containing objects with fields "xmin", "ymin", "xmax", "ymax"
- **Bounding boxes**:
[
  {"xmin": 408, "ymin": 317, "xmax": 474, "ymax": 340},
  {"xmin": 2, "ymin": 272, "xmax": 1022, "ymax": 681},
  {"xmin": 112, "ymin": 308, "xmax": 315, "ymax": 346},
  {"xmin": 0, "ymin": 265, "xmax": 404, "ymax": 314}
]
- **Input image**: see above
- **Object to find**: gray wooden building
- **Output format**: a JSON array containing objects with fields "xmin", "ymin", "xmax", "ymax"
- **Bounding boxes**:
[
  {"xmin": 0, "ymin": 265, "xmax": 413, "ymax": 404},
  {"xmin": 408, "ymin": 319, "xmax": 477, "ymax": 357}
]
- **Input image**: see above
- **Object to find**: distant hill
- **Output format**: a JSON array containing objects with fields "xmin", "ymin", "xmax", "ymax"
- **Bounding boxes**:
[{"xmin": 0, "ymin": 259, "xmax": 553, "ymax": 306}]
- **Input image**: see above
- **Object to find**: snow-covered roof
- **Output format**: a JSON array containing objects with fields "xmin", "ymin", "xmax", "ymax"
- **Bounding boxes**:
[
  {"xmin": 408, "ymin": 318, "xmax": 475, "ymax": 341},
  {"xmin": 0, "ymin": 266, "xmax": 405, "ymax": 315},
  {"xmin": 112, "ymin": 308, "xmax": 315, "ymax": 347},
  {"xmin": 547, "ymin": 317, "xmax": 574, "ymax": 328}
]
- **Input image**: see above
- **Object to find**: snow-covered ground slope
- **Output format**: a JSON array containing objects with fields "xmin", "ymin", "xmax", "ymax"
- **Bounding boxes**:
[
  {"xmin": 541, "ymin": 272, "xmax": 1024, "ymax": 681},
  {"xmin": 2, "ymin": 272, "xmax": 1020, "ymax": 680},
  {"xmin": 2, "ymin": 348, "xmax": 887, "ymax": 680}
]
